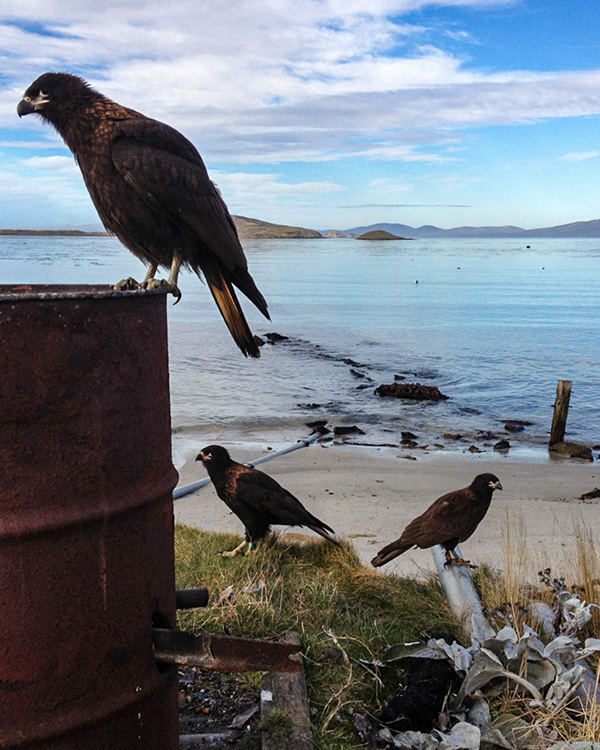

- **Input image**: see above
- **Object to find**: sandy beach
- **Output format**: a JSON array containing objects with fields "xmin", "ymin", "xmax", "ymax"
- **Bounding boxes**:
[{"xmin": 174, "ymin": 441, "xmax": 600, "ymax": 581}]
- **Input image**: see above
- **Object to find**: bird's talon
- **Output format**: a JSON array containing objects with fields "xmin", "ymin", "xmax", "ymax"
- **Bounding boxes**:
[
  {"xmin": 114, "ymin": 277, "xmax": 141, "ymax": 292},
  {"xmin": 143, "ymin": 278, "xmax": 182, "ymax": 302}
]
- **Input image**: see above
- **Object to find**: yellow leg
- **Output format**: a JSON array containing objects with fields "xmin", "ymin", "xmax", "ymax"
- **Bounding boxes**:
[{"xmin": 219, "ymin": 539, "xmax": 249, "ymax": 558}]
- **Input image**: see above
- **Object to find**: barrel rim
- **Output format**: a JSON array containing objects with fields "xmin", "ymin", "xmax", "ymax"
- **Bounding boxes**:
[{"xmin": 0, "ymin": 284, "xmax": 169, "ymax": 302}]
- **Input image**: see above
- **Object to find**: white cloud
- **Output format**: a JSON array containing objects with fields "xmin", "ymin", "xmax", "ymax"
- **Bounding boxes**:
[
  {"xmin": 22, "ymin": 155, "xmax": 77, "ymax": 171},
  {"xmin": 210, "ymin": 171, "xmax": 344, "ymax": 205},
  {"xmin": 560, "ymin": 150, "xmax": 600, "ymax": 162}
]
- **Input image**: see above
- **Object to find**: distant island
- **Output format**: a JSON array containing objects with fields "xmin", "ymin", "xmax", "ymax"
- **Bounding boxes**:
[
  {"xmin": 3, "ymin": 216, "xmax": 600, "ymax": 240},
  {"xmin": 356, "ymin": 230, "xmax": 411, "ymax": 240}
]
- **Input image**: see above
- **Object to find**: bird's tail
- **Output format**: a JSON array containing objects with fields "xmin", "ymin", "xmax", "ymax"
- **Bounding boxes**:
[
  {"xmin": 306, "ymin": 524, "xmax": 342, "ymax": 547},
  {"xmin": 371, "ymin": 540, "xmax": 412, "ymax": 567},
  {"xmin": 201, "ymin": 259, "xmax": 262, "ymax": 358}
]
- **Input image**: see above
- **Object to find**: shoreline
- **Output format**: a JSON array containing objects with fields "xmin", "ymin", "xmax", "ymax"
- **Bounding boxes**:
[{"xmin": 174, "ymin": 440, "xmax": 599, "ymax": 581}]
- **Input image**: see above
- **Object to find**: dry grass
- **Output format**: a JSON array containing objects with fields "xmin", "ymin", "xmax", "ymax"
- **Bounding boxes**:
[
  {"xmin": 474, "ymin": 513, "xmax": 600, "ymax": 746},
  {"xmin": 174, "ymin": 524, "xmax": 458, "ymax": 749}
]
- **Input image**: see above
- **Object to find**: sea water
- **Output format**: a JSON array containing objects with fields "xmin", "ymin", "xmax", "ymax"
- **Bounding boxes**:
[{"xmin": 1, "ymin": 235, "xmax": 598, "ymax": 465}]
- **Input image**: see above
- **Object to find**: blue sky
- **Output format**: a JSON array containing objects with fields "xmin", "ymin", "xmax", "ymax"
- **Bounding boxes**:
[{"xmin": 2, "ymin": 0, "xmax": 600, "ymax": 231}]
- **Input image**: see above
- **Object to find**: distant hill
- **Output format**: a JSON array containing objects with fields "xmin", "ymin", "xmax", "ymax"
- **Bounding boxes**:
[
  {"xmin": 334, "ymin": 218, "xmax": 600, "ymax": 239},
  {"xmin": 0, "ymin": 216, "xmax": 322, "ymax": 240},
  {"xmin": 232, "ymin": 216, "xmax": 322, "ymax": 239},
  {"xmin": 0, "ymin": 229, "xmax": 108, "ymax": 236}
]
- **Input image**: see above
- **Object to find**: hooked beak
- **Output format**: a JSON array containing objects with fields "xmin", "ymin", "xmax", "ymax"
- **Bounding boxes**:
[
  {"xmin": 195, "ymin": 451, "xmax": 208, "ymax": 463},
  {"xmin": 17, "ymin": 99, "xmax": 35, "ymax": 117},
  {"xmin": 490, "ymin": 480, "xmax": 503, "ymax": 491}
]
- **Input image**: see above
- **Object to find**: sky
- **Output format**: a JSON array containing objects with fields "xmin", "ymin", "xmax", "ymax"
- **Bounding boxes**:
[{"xmin": 1, "ymin": 0, "xmax": 600, "ymax": 231}]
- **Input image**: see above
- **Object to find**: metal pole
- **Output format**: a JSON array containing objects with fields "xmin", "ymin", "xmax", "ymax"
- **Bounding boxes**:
[{"xmin": 173, "ymin": 432, "xmax": 321, "ymax": 500}]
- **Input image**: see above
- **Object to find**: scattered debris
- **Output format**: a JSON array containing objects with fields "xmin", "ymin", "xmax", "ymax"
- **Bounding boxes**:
[
  {"xmin": 467, "ymin": 445, "xmax": 482, "ymax": 453},
  {"xmin": 375, "ymin": 382, "xmax": 449, "ymax": 401},
  {"xmin": 363, "ymin": 569, "xmax": 600, "ymax": 749}
]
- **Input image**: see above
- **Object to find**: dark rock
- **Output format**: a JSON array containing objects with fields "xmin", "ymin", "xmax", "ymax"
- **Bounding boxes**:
[
  {"xmin": 502, "ymin": 419, "xmax": 533, "ymax": 426},
  {"xmin": 350, "ymin": 368, "xmax": 366, "ymax": 379},
  {"xmin": 356, "ymin": 383, "xmax": 371, "ymax": 390},
  {"xmin": 253, "ymin": 335, "xmax": 265, "ymax": 347},
  {"xmin": 401, "ymin": 439, "xmax": 418, "ymax": 447},
  {"xmin": 494, "ymin": 439, "xmax": 511, "ymax": 451},
  {"xmin": 343, "ymin": 358, "xmax": 364, "ymax": 367},
  {"xmin": 580, "ymin": 488, "xmax": 600, "ymax": 500},
  {"xmin": 443, "ymin": 433, "xmax": 463, "ymax": 441},
  {"xmin": 375, "ymin": 382, "xmax": 449, "ymax": 401},
  {"xmin": 264, "ymin": 332, "xmax": 289, "ymax": 342},
  {"xmin": 505, "ymin": 423, "xmax": 525, "ymax": 433},
  {"xmin": 459, "ymin": 407, "xmax": 481, "ymax": 415},
  {"xmin": 394, "ymin": 374, "xmax": 406, "ymax": 381},
  {"xmin": 468, "ymin": 445, "xmax": 482, "ymax": 453},
  {"xmin": 306, "ymin": 420, "xmax": 328, "ymax": 428},
  {"xmin": 549, "ymin": 442, "xmax": 594, "ymax": 461},
  {"xmin": 333, "ymin": 425, "xmax": 365, "ymax": 435},
  {"xmin": 401, "ymin": 431, "xmax": 418, "ymax": 440}
]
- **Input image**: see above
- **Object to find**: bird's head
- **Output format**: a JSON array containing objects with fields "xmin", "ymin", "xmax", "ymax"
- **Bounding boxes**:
[
  {"xmin": 471, "ymin": 473, "xmax": 502, "ymax": 494},
  {"xmin": 17, "ymin": 72, "xmax": 100, "ymax": 127},
  {"xmin": 196, "ymin": 445, "xmax": 232, "ymax": 470}
]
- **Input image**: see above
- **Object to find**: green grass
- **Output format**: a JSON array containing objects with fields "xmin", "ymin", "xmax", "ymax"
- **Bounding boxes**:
[{"xmin": 175, "ymin": 525, "xmax": 458, "ymax": 749}]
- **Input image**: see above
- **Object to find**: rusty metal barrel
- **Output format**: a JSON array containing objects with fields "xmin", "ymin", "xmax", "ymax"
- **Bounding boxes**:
[{"xmin": 0, "ymin": 285, "xmax": 179, "ymax": 749}]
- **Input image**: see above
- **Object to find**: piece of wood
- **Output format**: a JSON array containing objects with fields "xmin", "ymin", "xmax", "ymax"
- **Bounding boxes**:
[
  {"xmin": 261, "ymin": 632, "xmax": 313, "ymax": 750},
  {"xmin": 549, "ymin": 379, "xmax": 572, "ymax": 445}
]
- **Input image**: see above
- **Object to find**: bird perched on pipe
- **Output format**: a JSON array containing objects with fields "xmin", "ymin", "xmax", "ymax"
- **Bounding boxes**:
[
  {"xmin": 17, "ymin": 72, "xmax": 268, "ymax": 358},
  {"xmin": 196, "ymin": 445, "xmax": 340, "ymax": 557},
  {"xmin": 371, "ymin": 473, "xmax": 502, "ymax": 569}
]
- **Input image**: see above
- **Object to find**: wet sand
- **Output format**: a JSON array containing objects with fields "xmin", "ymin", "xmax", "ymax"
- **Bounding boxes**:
[{"xmin": 174, "ymin": 442, "xmax": 600, "ymax": 580}]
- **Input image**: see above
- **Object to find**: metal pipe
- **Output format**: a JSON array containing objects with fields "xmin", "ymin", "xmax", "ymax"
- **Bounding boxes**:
[
  {"xmin": 152, "ymin": 628, "xmax": 303, "ymax": 673},
  {"xmin": 173, "ymin": 432, "xmax": 321, "ymax": 500},
  {"xmin": 431, "ymin": 545, "xmax": 491, "ymax": 638}
]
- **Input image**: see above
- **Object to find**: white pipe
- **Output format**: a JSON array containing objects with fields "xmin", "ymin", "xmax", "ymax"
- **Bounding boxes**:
[
  {"xmin": 172, "ymin": 432, "xmax": 321, "ymax": 501},
  {"xmin": 432, "ymin": 545, "xmax": 494, "ymax": 640}
]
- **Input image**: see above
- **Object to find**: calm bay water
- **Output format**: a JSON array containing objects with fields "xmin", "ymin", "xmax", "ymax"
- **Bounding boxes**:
[{"xmin": 1, "ymin": 235, "xmax": 598, "ymax": 465}]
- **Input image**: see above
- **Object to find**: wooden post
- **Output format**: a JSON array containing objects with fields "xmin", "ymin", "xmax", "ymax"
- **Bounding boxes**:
[
  {"xmin": 549, "ymin": 379, "xmax": 572, "ymax": 445},
  {"xmin": 262, "ymin": 632, "xmax": 312, "ymax": 750}
]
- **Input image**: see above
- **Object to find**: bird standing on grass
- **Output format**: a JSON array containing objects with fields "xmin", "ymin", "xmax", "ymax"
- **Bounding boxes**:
[
  {"xmin": 371, "ymin": 473, "xmax": 502, "ymax": 568},
  {"xmin": 17, "ymin": 72, "xmax": 268, "ymax": 358},
  {"xmin": 196, "ymin": 445, "xmax": 340, "ymax": 557}
]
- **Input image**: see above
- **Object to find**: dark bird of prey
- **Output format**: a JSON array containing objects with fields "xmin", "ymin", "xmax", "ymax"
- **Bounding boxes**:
[
  {"xmin": 17, "ymin": 72, "xmax": 268, "ymax": 358},
  {"xmin": 371, "ymin": 473, "xmax": 502, "ymax": 568},
  {"xmin": 196, "ymin": 445, "xmax": 340, "ymax": 557}
]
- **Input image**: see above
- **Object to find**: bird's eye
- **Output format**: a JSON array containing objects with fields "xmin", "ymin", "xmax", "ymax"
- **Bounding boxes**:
[{"xmin": 24, "ymin": 96, "xmax": 31, "ymax": 103}]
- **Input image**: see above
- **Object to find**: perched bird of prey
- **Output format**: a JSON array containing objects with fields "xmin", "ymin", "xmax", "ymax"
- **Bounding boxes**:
[
  {"xmin": 371, "ymin": 473, "xmax": 502, "ymax": 568},
  {"xmin": 17, "ymin": 72, "xmax": 268, "ymax": 357},
  {"xmin": 196, "ymin": 445, "xmax": 340, "ymax": 556}
]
